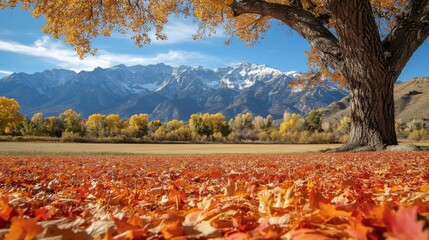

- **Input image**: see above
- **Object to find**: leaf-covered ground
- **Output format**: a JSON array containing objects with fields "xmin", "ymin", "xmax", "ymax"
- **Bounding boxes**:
[{"xmin": 0, "ymin": 152, "xmax": 428, "ymax": 239}]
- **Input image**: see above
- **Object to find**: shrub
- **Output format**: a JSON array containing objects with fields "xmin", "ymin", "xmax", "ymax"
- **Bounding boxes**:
[
  {"xmin": 62, "ymin": 131, "xmax": 86, "ymax": 142},
  {"xmin": 12, "ymin": 136, "xmax": 60, "ymax": 142}
]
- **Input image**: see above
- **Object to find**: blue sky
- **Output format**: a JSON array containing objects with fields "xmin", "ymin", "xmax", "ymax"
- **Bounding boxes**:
[{"xmin": 0, "ymin": 7, "xmax": 427, "ymax": 82}]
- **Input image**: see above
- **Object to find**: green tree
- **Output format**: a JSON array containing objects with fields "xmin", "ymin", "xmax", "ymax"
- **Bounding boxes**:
[
  {"xmin": 304, "ymin": 110, "xmax": 323, "ymax": 132},
  {"xmin": 0, "ymin": 96, "xmax": 23, "ymax": 135},
  {"xmin": 189, "ymin": 113, "xmax": 230, "ymax": 140}
]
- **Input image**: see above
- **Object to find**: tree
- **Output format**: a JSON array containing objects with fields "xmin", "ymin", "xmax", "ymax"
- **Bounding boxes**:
[
  {"xmin": 148, "ymin": 120, "xmax": 162, "ymax": 137},
  {"xmin": 0, "ymin": 97, "xmax": 23, "ymax": 135},
  {"xmin": 228, "ymin": 113, "xmax": 257, "ymax": 141},
  {"xmin": 153, "ymin": 120, "xmax": 191, "ymax": 141},
  {"xmin": 106, "ymin": 114, "xmax": 123, "ymax": 137},
  {"xmin": 5, "ymin": 0, "xmax": 428, "ymax": 150},
  {"xmin": 189, "ymin": 113, "xmax": 230, "ymax": 139},
  {"xmin": 30, "ymin": 113, "xmax": 47, "ymax": 136},
  {"xmin": 126, "ymin": 114, "xmax": 149, "ymax": 138},
  {"xmin": 85, "ymin": 114, "xmax": 107, "ymax": 137},
  {"xmin": 304, "ymin": 110, "xmax": 323, "ymax": 132},
  {"xmin": 59, "ymin": 109, "xmax": 85, "ymax": 135},
  {"xmin": 279, "ymin": 112, "xmax": 302, "ymax": 134}
]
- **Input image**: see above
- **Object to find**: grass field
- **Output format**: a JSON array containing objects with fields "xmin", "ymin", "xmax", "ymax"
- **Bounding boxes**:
[{"xmin": 0, "ymin": 142, "xmax": 343, "ymax": 155}]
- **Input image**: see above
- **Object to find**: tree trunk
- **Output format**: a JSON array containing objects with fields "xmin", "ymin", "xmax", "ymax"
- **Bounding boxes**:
[
  {"xmin": 337, "ymin": 72, "xmax": 398, "ymax": 152},
  {"xmin": 328, "ymin": 0, "xmax": 399, "ymax": 151}
]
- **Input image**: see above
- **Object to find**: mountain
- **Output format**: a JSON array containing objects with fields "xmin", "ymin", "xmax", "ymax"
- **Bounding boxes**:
[
  {"xmin": 0, "ymin": 63, "xmax": 348, "ymax": 121},
  {"xmin": 322, "ymin": 77, "xmax": 429, "ymax": 122}
]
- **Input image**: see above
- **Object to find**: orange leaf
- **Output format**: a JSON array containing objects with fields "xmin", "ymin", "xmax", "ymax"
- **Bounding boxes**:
[
  {"xmin": 5, "ymin": 217, "xmax": 43, "ymax": 240},
  {"xmin": 383, "ymin": 206, "xmax": 428, "ymax": 240},
  {"xmin": 0, "ymin": 198, "xmax": 18, "ymax": 223},
  {"xmin": 161, "ymin": 220, "xmax": 185, "ymax": 239},
  {"xmin": 319, "ymin": 203, "xmax": 352, "ymax": 221},
  {"xmin": 420, "ymin": 184, "xmax": 429, "ymax": 192}
]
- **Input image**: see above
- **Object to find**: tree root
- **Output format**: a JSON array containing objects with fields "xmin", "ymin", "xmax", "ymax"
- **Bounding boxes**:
[
  {"xmin": 325, "ymin": 142, "xmax": 386, "ymax": 152},
  {"xmin": 324, "ymin": 143, "xmax": 423, "ymax": 153}
]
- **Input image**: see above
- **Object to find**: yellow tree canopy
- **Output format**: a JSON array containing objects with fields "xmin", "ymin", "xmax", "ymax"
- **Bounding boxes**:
[{"xmin": 0, "ymin": 96, "xmax": 23, "ymax": 134}]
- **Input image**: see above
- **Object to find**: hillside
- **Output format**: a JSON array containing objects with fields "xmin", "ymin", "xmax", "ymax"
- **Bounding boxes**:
[{"xmin": 322, "ymin": 77, "xmax": 429, "ymax": 122}]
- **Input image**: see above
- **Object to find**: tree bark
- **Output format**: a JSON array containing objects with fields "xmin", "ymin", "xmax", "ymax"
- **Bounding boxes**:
[{"xmin": 338, "ymin": 73, "xmax": 397, "ymax": 151}]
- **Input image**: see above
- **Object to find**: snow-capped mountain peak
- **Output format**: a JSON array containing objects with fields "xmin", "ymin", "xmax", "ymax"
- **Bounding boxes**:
[{"xmin": 220, "ymin": 62, "xmax": 292, "ymax": 90}]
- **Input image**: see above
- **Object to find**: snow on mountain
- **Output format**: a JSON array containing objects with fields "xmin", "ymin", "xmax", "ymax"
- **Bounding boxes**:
[
  {"xmin": 0, "ymin": 63, "xmax": 348, "ymax": 120},
  {"xmin": 220, "ymin": 62, "xmax": 290, "ymax": 90}
]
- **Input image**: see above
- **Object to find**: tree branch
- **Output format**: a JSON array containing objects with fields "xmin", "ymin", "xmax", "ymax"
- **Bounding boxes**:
[
  {"xmin": 383, "ymin": 0, "xmax": 429, "ymax": 78},
  {"xmin": 230, "ymin": 0, "xmax": 343, "ymax": 72}
]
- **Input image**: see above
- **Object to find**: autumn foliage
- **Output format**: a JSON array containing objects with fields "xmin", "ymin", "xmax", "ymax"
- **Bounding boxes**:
[{"xmin": 0, "ymin": 152, "xmax": 428, "ymax": 239}]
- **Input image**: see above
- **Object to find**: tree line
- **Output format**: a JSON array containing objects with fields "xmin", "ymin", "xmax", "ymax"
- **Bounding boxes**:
[{"xmin": 1, "ymin": 96, "xmax": 428, "ymax": 143}]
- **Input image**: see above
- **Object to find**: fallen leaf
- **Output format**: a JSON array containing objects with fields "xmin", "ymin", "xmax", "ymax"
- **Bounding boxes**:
[
  {"xmin": 4, "ymin": 217, "xmax": 43, "ymax": 240},
  {"xmin": 383, "ymin": 206, "xmax": 428, "ymax": 240}
]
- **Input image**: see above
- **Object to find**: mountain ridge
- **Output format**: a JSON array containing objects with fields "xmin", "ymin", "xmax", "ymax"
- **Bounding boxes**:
[{"xmin": 0, "ymin": 63, "xmax": 348, "ymax": 121}]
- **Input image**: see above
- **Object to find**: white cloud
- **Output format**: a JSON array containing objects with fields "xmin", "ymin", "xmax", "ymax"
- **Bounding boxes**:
[
  {"xmin": 0, "ymin": 70, "xmax": 13, "ymax": 76},
  {"xmin": 0, "ymin": 36, "xmax": 222, "ymax": 72}
]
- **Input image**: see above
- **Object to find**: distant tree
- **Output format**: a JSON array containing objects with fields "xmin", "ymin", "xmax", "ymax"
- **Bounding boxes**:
[
  {"xmin": 44, "ymin": 116, "xmax": 64, "ymax": 137},
  {"xmin": 154, "ymin": 120, "xmax": 191, "ymax": 141},
  {"xmin": 229, "ymin": 113, "xmax": 254, "ymax": 131},
  {"xmin": 279, "ymin": 112, "xmax": 303, "ymax": 134},
  {"xmin": 126, "ymin": 114, "xmax": 149, "ymax": 138},
  {"xmin": 85, "ymin": 114, "xmax": 107, "ymax": 137},
  {"xmin": 148, "ymin": 120, "xmax": 162, "ymax": 137},
  {"xmin": 228, "ymin": 113, "xmax": 256, "ymax": 141},
  {"xmin": 334, "ymin": 117, "xmax": 351, "ymax": 134},
  {"xmin": 189, "ymin": 113, "xmax": 230, "ymax": 140},
  {"xmin": 30, "ymin": 113, "xmax": 46, "ymax": 136},
  {"xmin": 106, "ymin": 114, "xmax": 123, "ymax": 137},
  {"xmin": 304, "ymin": 110, "xmax": 323, "ymax": 132},
  {"xmin": 0, "ymin": 96, "xmax": 23, "ymax": 135},
  {"xmin": 254, "ymin": 115, "xmax": 273, "ymax": 131},
  {"xmin": 254, "ymin": 115, "xmax": 275, "ymax": 141},
  {"xmin": 59, "ymin": 109, "xmax": 85, "ymax": 135},
  {"xmin": 408, "ymin": 128, "xmax": 429, "ymax": 142},
  {"xmin": 20, "ymin": 118, "xmax": 36, "ymax": 136}
]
